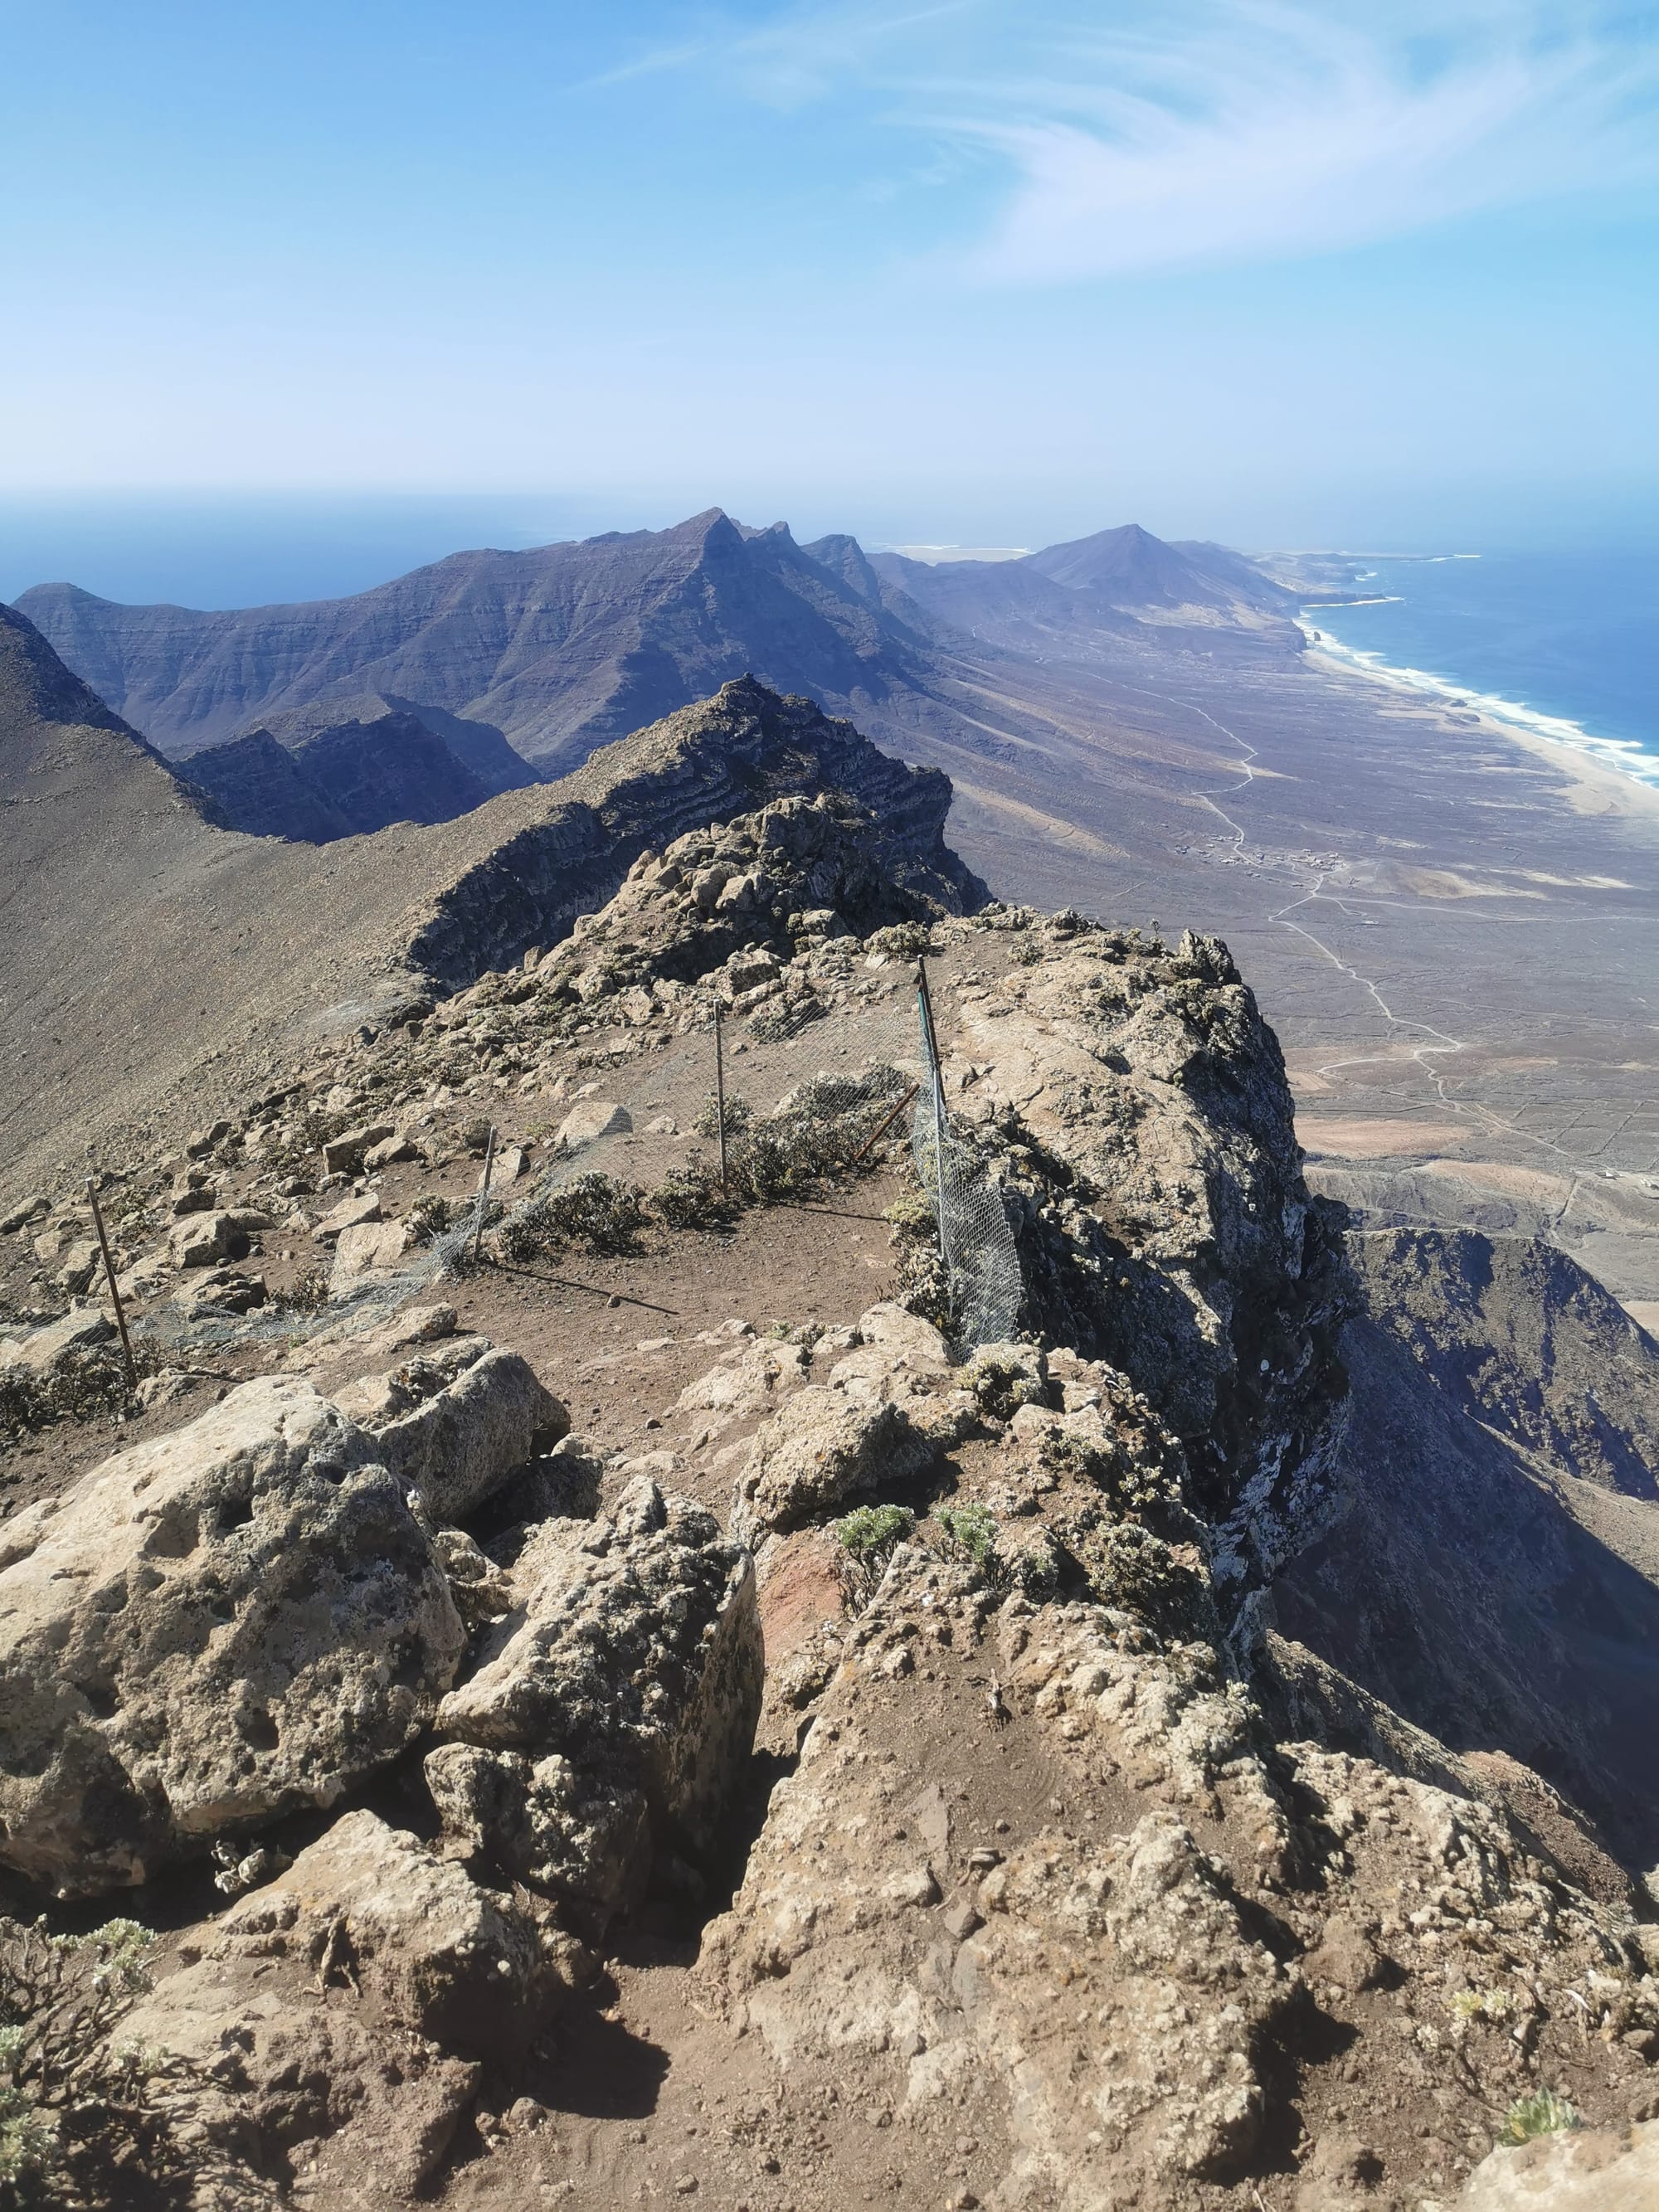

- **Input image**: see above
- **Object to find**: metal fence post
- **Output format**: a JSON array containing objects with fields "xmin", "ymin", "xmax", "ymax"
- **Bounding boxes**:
[
  {"xmin": 471, "ymin": 1125, "xmax": 498, "ymax": 1263},
  {"xmin": 916, "ymin": 958, "xmax": 951, "ymax": 1303},
  {"xmin": 85, "ymin": 1176, "xmax": 137, "ymax": 1391}
]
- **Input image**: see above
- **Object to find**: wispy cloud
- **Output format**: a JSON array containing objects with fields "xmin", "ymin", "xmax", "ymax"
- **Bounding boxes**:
[
  {"xmin": 919, "ymin": 3, "xmax": 1659, "ymax": 279},
  {"xmin": 596, "ymin": 2, "xmax": 1659, "ymax": 280}
]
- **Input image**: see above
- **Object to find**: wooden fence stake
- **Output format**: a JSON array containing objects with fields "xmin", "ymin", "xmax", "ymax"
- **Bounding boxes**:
[
  {"xmin": 85, "ymin": 1177, "xmax": 136, "ymax": 1392},
  {"xmin": 714, "ymin": 1001, "xmax": 728, "ymax": 1191}
]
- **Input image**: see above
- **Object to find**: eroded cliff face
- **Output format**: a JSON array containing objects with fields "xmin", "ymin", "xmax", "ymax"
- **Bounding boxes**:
[{"xmin": 908, "ymin": 915, "xmax": 1356, "ymax": 1616}]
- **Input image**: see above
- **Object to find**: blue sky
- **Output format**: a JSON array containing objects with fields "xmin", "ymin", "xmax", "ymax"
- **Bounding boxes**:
[{"xmin": 3, "ymin": 0, "xmax": 1658, "ymax": 555}]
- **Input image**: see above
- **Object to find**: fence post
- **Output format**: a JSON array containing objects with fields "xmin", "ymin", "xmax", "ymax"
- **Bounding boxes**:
[
  {"xmin": 471, "ymin": 1125, "xmax": 498, "ymax": 1263},
  {"xmin": 85, "ymin": 1177, "xmax": 137, "ymax": 1392},
  {"xmin": 714, "ymin": 999, "xmax": 728, "ymax": 1191},
  {"xmin": 916, "ymin": 959, "xmax": 951, "ymax": 1302}
]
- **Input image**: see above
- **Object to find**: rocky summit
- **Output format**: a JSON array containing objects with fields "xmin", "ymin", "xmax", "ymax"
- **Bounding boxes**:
[{"xmin": 0, "ymin": 684, "xmax": 1656, "ymax": 2212}]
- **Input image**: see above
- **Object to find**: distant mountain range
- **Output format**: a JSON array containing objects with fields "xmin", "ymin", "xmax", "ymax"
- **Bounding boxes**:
[{"xmin": 13, "ymin": 511, "xmax": 1316, "ymax": 843}]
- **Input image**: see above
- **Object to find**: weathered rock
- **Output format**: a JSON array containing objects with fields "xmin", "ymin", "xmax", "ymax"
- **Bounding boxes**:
[
  {"xmin": 676, "ymin": 1336, "xmax": 810, "ymax": 1424},
  {"xmin": 0, "ymin": 1378, "xmax": 465, "ymax": 1891},
  {"xmin": 731, "ymin": 1385, "xmax": 934, "ymax": 1544},
  {"xmin": 0, "ymin": 1193, "xmax": 48, "ymax": 1233},
  {"xmin": 0, "ymin": 1305, "xmax": 114, "ymax": 1373},
  {"xmin": 168, "ymin": 1208, "xmax": 244, "ymax": 1268},
  {"xmin": 330, "ymin": 1217, "xmax": 411, "ymax": 1286},
  {"xmin": 368, "ymin": 1346, "xmax": 568, "ymax": 1519},
  {"xmin": 963, "ymin": 1339, "xmax": 1050, "ymax": 1419},
  {"xmin": 322, "ymin": 1121, "xmax": 394, "ymax": 1175},
  {"xmin": 556, "ymin": 1099, "xmax": 630, "ymax": 1149},
  {"xmin": 857, "ymin": 1300, "xmax": 950, "ymax": 1367},
  {"xmin": 364, "ymin": 1130, "xmax": 421, "ymax": 1170},
  {"xmin": 311, "ymin": 1189, "xmax": 382, "ymax": 1244},
  {"xmin": 1456, "ymin": 2117, "xmax": 1659, "ymax": 2209},
  {"xmin": 202, "ymin": 1810, "xmax": 552, "ymax": 2060},
  {"xmin": 430, "ymin": 1476, "xmax": 761, "ymax": 1925},
  {"xmin": 53, "ymin": 1237, "xmax": 100, "ymax": 1293},
  {"xmin": 119, "ymin": 1811, "xmax": 552, "ymax": 2197}
]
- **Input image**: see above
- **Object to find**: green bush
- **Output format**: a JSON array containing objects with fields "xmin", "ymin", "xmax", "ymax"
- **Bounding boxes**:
[
  {"xmin": 0, "ymin": 1915, "xmax": 270, "ymax": 2206},
  {"xmin": 268, "ymin": 1266, "xmax": 331, "ymax": 1316},
  {"xmin": 836, "ymin": 1505, "xmax": 917, "ymax": 1558},
  {"xmin": 498, "ymin": 1173, "xmax": 647, "ymax": 1260},
  {"xmin": 935, "ymin": 1503, "xmax": 999, "ymax": 1568},
  {"xmin": 649, "ymin": 1166, "xmax": 737, "ymax": 1232},
  {"xmin": 1498, "ymin": 2088, "xmax": 1581, "ymax": 2146},
  {"xmin": 693, "ymin": 1091, "xmax": 752, "ymax": 1140},
  {"xmin": 405, "ymin": 1192, "xmax": 460, "ymax": 1247},
  {"xmin": 834, "ymin": 1505, "xmax": 917, "ymax": 1609},
  {"xmin": 0, "ymin": 1345, "xmax": 164, "ymax": 1443}
]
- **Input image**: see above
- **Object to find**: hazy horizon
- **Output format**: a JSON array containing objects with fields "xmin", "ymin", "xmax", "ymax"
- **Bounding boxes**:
[{"xmin": 6, "ymin": 489, "xmax": 1659, "ymax": 614}]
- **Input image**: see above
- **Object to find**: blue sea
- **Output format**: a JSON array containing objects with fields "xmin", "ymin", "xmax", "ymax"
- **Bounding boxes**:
[
  {"xmin": 1299, "ymin": 549, "xmax": 1659, "ymax": 794},
  {"xmin": 0, "ymin": 494, "xmax": 620, "ymax": 610}
]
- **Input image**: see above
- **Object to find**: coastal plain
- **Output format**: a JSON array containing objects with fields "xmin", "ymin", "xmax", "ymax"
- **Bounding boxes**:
[{"xmin": 896, "ymin": 639, "xmax": 1659, "ymax": 1325}]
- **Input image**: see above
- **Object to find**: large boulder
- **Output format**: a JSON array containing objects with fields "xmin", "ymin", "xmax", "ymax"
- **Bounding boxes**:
[
  {"xmin": 119, "ymin": 1811, "xmax": 552, "ymax": 2197},
  {"xmin": 185, "ymin": 1809, "xmax": 552, "ymax": 2062},
  {"xmin": 0, "ymin": 1306, "xmax": 114, "ymax": 1373},
  {"xmin": 0, "ymin": 1378, "xmax": 465, "ymax": 1893},
  {"xmin": 1456, "ymin": 2117, "xmax": 1659, "ymax": 2209},
  {"xmin": 366, "ymin": 1344, "xmax": 569, "ymax": 1519},
  {"xmin": 428, "ymin": 1476, "xmax": 761, "ymax": 1928},
  {"xmin": 731, "ymin": 1385, "xmax": 934, "ymax": 1544}
]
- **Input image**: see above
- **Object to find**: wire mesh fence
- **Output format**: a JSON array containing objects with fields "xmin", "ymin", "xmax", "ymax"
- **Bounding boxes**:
[{"xmin": 125, "ymin": 935, "xmax": 1025, "ymax": 1367}]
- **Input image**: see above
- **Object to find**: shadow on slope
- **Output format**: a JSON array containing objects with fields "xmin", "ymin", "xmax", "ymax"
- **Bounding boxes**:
[{"xmin": 1271, "ymin": 1232, "xmax": 1659, "ymax": 1877}]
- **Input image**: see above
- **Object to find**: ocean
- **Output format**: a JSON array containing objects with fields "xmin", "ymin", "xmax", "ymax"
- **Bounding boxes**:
[
  {"xmin": 1299, "ymin": 549, "xmax": 1659, "ymax": 794},
  {"xmin": 0, "ymin": 494, "xmax": 615, "ymax": 610}
]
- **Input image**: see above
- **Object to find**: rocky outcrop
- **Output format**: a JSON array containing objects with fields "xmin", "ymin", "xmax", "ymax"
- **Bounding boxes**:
[
  {"xmin": 404, "ymin": 679, "xmax": 988, "ymax": 989},
  {"xmin": 1455, "ymin": 2118, "xmax": 1659, "ymax": 2209},
  {"xmin": 0, "ymin": 1378, "xmax": 464, "ymax": 1890},
  {"xmin": 731, "ymin": 1387, "xmax": 935, "ymax": 1544},
  {"xmin": 919, "ymin": 916, "xmax": 1353, "ymax": 1616},
  {"xmin": 429, "ymin": 1476, "xmax": 761, "ymax": 1928},
  {"xmin": 179, "ymin": 726, "xmax": 356, "ymax": 841},
  {"xmin": 121, "ymin": 1811, "xmax": 555, "ymax": 2198},
  {"xmin": 700, "ymin": 1529, "xmax": 1659, "ymax": 2212},
  {"xmin": 1350, "ymin": 1227, "xmax": 1659, "ymax": 1499},
  {"xmin": 354, "ymin": 1341, "xmax": 569, "ymax": 1521}
]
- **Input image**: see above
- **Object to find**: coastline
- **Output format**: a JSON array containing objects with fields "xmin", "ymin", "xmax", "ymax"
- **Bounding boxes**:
[{"xmin": 1298, "ymin": 617, "xmax": 1659, "ymax": 817}]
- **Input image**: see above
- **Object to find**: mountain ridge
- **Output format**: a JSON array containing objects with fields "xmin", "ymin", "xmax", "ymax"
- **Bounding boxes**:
[{"xmin": 13, "ymin": 511, "xmax": 1303, "ymax": 793}]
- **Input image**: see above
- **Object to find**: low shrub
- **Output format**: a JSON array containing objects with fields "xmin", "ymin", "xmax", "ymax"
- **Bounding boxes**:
[
  {"xmin": 935, "ymin": 1502, "xmax": 1000, "ymax": 1568},
  {"xmin": 834, "ymin": 1504, "xmax": 916, "ymax": 1608},
  {"xmin": 0, "ymin": 1344, "xmax": 165, "ymax": 1443},
  {"xmin": 0, "ymin": 1915, "xmax": 269, "ymax": 2206},
  {"xmin": 693, "ymin": 1091, "xmax": 752, "ymax": 1140},
  {"xmin": 1498, "ymin": 2088, "xmax": 1580, "ymax": 2146},
  {"xmin": 649, "ymin": 1166, "xmax": 737, "ymax": 1233},
  {"xmin": 267, "ymin": 1266, "xmax": 331, "ymax": 1317},
  {"xmin": 836, "ymin": 1504, "xmax": 917, "ymax": 1558},
  {"xmin": 405, "ymin": 1193, "xmax": 460, "ymax": 1247},
  {"xmin": 498, "ymin": 1174, "xmax": 647, "ymax": 1260}
]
